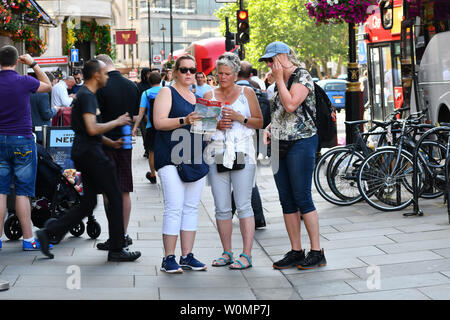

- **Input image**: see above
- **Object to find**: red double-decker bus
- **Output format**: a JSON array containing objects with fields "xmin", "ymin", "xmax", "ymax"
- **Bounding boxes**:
[
  {"xmin": 167, "ymin": 38, "xmax": 237, "ymax": 76},
  {"xmin": 364, "ymin": 0, "xmax": 405, "ymax": 121}
]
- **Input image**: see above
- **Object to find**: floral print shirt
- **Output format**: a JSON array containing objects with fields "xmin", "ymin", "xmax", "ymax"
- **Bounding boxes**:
[{"xmin": 270, "ymin": 68, "xmax": 317, "ymax": 141}]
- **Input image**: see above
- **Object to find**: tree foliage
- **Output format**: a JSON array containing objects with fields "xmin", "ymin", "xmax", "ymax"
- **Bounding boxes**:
[{"xmin": 215, "ymin": 0, "xmax": 349, "ymax": 78}]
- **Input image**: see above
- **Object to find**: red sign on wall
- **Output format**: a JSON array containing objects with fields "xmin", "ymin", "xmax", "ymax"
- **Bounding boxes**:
[
  {"xmin": 34, "ymin": 57, "xmax": 69, "ymax": 65},
  {"xmin": 116, "ymin": 31, "xmax": 137, "ymax": 45}
]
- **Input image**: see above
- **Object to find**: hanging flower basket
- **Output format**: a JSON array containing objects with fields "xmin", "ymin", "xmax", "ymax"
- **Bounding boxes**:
[
  {"xmin": 0, "ymin": 2, "xmax": 47, "ymax": 56},
  {"xmin": 305, "ymin": 0, "xmax": 378, "ymax": 25}
]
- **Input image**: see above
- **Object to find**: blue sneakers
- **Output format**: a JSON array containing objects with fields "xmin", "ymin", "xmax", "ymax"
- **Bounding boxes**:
[
  {"xmin": 23, "ymin": 239, "xmax": 53, "ymax": 251},
  {"xmin": 179, "ymin": 253, "xmax": 207, "ymax": 271},
  {"xmin": 161, "ymin": 255, "xmax": 183, "ymax": 274},
  {"xmin": 0, "ymin": 239, "xmax": 2, "ymax": 250}
]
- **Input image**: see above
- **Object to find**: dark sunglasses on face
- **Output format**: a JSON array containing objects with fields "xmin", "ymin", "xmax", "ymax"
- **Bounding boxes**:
[
  {"xmin": 264, "ymin": 58, "xmax": 274, "ymax": 63},
  {"xmin": 178, "ymin": 67, "xmax": 197, "ymax": 74}
]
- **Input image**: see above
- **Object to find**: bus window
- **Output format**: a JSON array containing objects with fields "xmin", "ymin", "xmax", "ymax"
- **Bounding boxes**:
[{"xmin": 382, "ymin": 46, "xmax": 395, "ymax": 116}]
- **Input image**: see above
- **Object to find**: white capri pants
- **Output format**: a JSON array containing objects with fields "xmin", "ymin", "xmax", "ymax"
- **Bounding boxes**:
[{"xmin": 158, "ymin": 165, "xmax": 206, "ymax": 236}]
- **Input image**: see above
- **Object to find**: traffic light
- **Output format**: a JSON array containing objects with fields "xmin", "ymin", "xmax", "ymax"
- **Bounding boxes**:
[
  {"xmin": 225, "ymin": 17, "xmax": 235, "ymax": 52},
  {"xmin": 236, "ymin": 10, "xmax": 249, "ymax": 45},
  {"xmin": 225, "ymin": 32, "xmax": 236, "ymax": 52}
]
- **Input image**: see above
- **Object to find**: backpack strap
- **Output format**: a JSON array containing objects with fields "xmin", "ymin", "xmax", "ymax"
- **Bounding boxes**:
[{"xmin": 286, "ymin": 68, "xmax": 317, "ymax": 128}]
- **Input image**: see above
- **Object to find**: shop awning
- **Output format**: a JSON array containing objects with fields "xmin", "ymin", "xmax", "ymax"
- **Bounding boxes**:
[{"xmin": 29, "ymin": 0, "xmax": 56, "ymax": 26}]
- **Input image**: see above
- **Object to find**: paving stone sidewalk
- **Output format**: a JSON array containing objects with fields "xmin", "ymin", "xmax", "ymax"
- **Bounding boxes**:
[{"xmin": 1, "ymin": 135, "xmax": 450, "ymax": 300}]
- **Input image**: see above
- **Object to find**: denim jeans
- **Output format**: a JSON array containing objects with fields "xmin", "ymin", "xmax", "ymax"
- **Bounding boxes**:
[
  {"xmin": 272, "ymin": 135, "xmax": 318, "ymax": 215},
  {"xmin": 0, "ymin": 135, "xmax": 37, "ymax": 197}
]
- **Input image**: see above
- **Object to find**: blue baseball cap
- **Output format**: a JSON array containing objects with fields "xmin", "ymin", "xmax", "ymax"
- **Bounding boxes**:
[{"xmin": 258, "ymin": 42, "xmax": 291, "ymax": 62}]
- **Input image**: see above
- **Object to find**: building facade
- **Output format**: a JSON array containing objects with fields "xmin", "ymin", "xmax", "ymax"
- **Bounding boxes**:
[
  {"xmin": 112, "ymin": 0, "xmax": 223, "ymax": 70},
  {"xmin": 38, "ymin": 0, "xmax": 114, "ymax": 73}
]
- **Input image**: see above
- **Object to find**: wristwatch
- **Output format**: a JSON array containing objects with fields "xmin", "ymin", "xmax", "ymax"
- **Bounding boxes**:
[
  {"xmin": 179, "ymin": 117, "xmax": 185, "ymax": 126},
  {"xmin": 243, "ymin": 117, "xmax": 249, "ymax": 125},
  {"xmin": 30, "ymin": 61, "xmax": 38, "ymax": 68}
]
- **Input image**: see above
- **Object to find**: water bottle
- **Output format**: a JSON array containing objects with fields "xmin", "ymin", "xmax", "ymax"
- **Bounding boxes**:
[{"xmin": 122, "ymin": 124, "xmax": 132, "ymax": 150}]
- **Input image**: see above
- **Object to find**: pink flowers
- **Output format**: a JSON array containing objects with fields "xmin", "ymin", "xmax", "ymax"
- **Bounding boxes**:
[{"xmin": 305, "ymin": 0, "xmax": 377, "ymax": 25}]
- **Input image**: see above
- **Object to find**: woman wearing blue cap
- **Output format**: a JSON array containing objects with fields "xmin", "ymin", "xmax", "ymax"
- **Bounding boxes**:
[{"xmin": 260, "ymin": 41, "xmax": 326, "ymax": 270}]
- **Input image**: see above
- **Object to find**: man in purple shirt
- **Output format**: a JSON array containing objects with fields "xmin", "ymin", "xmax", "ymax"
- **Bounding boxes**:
[{"xmin": 0, "ymin": 45, "xmax": 52, "ymax": 252}]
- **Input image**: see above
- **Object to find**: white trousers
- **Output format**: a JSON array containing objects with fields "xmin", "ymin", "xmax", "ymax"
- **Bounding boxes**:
[{"xmin": 158, "ymin": 165, "xmax": 206, "ymax": 236}]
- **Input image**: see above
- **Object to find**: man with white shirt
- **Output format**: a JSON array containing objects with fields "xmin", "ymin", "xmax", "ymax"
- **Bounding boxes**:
[
  {"xmin": 250, "ymin": 68, "xmax": 266, "ymax": 91},
  {"xmin": 51, "ymin": 76, "xmax": 76, "ymax": 108}
]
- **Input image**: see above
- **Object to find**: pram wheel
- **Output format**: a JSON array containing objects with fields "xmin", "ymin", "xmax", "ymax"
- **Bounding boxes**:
[
  {"xmin": 4, "ymin": 215, "xmax": 22, "ymax": 240},
  {"xmin": 44, "ymin": 218, "xmax": 61, "ymax": 244},
  {"xmin": 87, "ymin": 221, "xmax": 101, "ymax": 239},
  {"xmin": 69, "ymin": 221, "xmax": 85, "ymax": 237}
]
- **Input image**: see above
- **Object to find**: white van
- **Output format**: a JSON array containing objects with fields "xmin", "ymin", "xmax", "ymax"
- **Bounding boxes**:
[{"xmin": 416, "ymin": 31, "xmax": 450, "ymax": 124}]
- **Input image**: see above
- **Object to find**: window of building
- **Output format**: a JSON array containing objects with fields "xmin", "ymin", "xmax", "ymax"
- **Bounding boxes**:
[{"xmin": 128, "ymin": 0, "xmax": 134, "ymax": 20}]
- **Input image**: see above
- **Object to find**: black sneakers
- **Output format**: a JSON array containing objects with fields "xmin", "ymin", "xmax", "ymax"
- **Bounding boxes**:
[
  {"xmin": 108, "ymin": 249, "xmax": 141, "ymax": 262},
  {"xmin": 298, "ymin": 249, "xmax": 327, "ymax": 270},
  {"xmin": 97, "ymin": 235, "xmax": 133, "ymax": 251},
  {"xmin": 273, "ymin": 250, "xmax": 305, "ymax": 269}
]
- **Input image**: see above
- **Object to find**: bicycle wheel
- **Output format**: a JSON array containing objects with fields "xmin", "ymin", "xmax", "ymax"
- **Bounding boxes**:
[
  {"xmin": 314, "ymin": 147, "xmax": 365, "ymax": 206},
  {"xmin": 415, "ymin": 140, "xmax": 446, "ymax": 199},
  {"xmin": 357, "ymin": 147, "xmax": 423, "ymax": 211}
]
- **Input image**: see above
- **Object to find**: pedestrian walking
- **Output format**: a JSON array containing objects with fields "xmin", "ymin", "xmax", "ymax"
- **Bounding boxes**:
[
  {"xmin": 204, "ymin": 53, "xmax": 263, "ymax": 270},
  {"xmin": 94, "ymin": 54, "xmax": 140, "ymax": 251},
  {"xmin": 68, "ymin": 69, "xmax": 84, "ymax": 95},
  {"xmin": 0, "ymin": 46, "xmax": 52, "ymax": 252},
  {"xmin": 191, "ymin": 72, "xmax": 212, "ymax": 98},
  {"xmin": 36, "ymin": 59, "xmax": 141, "ymax": 262},
  {"xmin": 30, "ymin": 73, "xmax": 59, "ymax": 144},
  {"xmin": 153, "ymin": 55, "xmax": 208, "ymax": 274},
  {"xmin": 132, "ymin": 71, "xmax": 162, "ymax": 184},
  {"xmin": 137, "ymin": 68, "xmax": 152, "ymax": 158},
  {"xmin": 260, "ymin": 41, "xmax": 326, "ymax": 270}
]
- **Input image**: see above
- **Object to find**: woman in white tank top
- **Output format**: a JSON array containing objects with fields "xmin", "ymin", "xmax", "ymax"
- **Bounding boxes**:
[{"xmin": 203, "ymin": 53, "xmax": 263, "ymax": 270}]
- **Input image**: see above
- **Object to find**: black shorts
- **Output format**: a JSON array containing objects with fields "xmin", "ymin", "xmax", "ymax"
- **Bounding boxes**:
[
  {"xmin": 102, "ymin": 147, "xmax": 133, "ymax": 193},
  {"xmin": 145, "ymin": 127, "xmax": 156, "ymax": 151}
]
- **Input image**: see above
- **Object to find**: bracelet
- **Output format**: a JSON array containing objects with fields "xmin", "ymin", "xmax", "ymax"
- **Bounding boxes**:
[{"xmin": 30, "ymin": 61, "xmax": 37, "ymax": 68}]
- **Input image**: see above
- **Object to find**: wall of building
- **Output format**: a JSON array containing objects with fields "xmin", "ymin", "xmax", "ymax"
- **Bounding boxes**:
[{"xmin": 113, "ymin": 0, "xmax": 223, "ymax": 69}]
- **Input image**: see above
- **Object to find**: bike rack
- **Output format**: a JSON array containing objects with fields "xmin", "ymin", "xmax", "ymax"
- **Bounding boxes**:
[{"xmin": 405, "ymin": 126, "xmax": 450, "ymax": 224}]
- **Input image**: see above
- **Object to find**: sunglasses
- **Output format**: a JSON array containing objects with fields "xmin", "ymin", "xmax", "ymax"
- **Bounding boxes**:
[
  {"xmin": 263, "ymin": 58, "xmax": 274, "ymax": 63},
  {"xmin": 178, "ymin": 67, "xmax": 197, "ymax": 74}
]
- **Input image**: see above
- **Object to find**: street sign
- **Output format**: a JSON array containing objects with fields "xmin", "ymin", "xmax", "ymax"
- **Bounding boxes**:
[
  {"xmin": 71, "ymin": 49, "xmax": 79, "ymax": 63},
  {"xmin": 153, "ymin": 55, "xmax": 162, "ymax": 63},
  {"xmin": 358, "ymin": 41, "xmax": 367, "ymax": 65},
  {"xmin": 34, "ymin": 57, "xmax": 69, "ymax": 65}
]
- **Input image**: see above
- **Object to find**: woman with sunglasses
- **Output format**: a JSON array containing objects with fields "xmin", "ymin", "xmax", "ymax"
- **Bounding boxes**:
[
  {"xmin": 153, "ymin": 55, "xmax": 207, "ymax": 274},
  {"xmin": 260, "ymin": 42, "xmax": 326, "ymax": 270},
  {"xmin": 206, "ymin": 75, "xmax": 217, "ymax": 88},
  {"xmin": 204, "ymin": 52, "xmax": 263, "ymax": 270}
]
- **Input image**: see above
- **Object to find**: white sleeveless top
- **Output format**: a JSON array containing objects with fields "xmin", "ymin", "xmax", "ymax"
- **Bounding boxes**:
[{"xmin": 207, "ymin": 86, "xmax": 256, "ymax": 169}]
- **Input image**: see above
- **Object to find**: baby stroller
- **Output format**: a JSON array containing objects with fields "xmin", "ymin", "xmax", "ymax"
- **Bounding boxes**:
[{"xmin": 4, "ymin": 144, "xmax": 102, "ymax": 241}]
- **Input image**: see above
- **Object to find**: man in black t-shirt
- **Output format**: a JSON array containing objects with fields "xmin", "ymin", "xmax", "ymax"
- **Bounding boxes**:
[
  {"xmin": 95, "ymin": 54, "xmax": 139, "ymax": 251},
  {"xmin": 36, "ymin": 59, "xmax": 141, "ymax": 262}
]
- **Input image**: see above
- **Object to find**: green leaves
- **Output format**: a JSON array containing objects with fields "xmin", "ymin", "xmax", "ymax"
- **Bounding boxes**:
[{"xmin": 215, "ymin": 0, "xmax": 348, "ymax": 78}]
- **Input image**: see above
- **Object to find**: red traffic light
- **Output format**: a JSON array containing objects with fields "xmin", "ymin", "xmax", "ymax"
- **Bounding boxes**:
[{"xmin": 238, "ymin": 10, "xmax": 248, "ymax": 21}]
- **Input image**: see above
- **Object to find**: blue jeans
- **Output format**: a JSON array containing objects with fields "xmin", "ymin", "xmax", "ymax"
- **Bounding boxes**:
[
  {"xmin": 272, "ymin": 135, "xmax": 318, "ymax": 215},
  {"xmin": 0, "ymin": 135, "xmax": 37, "ymax": 197}
]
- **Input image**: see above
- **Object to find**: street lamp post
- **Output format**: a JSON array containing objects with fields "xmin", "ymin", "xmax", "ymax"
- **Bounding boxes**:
[
  {"xmin": 161, "ymin": 24, "xmax": 166, "ymax": 61},
  {"xmin": 345, "ymin": 23, "xmax": 364, "ymax": 145},
  {"xmin": 147, "ymin": 0, "xmax": 152, "ymax": 67},
  {"xmin": 170, "ymin": 0, "xmax": 173, "ymax": 61}
]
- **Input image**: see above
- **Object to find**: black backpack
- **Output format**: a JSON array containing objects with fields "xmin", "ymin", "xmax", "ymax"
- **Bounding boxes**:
[
  {"xmin": 287, "ymin": 68, "xmax": 337, "ymax": 147},
  {"xmin": 145, "ymin": 92, "xmax": 156, "ymax": 128},
  {"xmin": 238, "ymin": 82, "xmax": 271, "ymax": 129}
]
